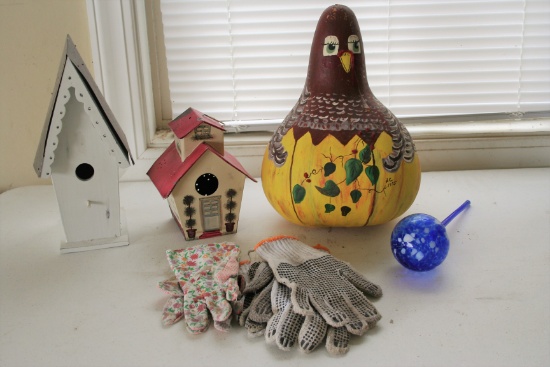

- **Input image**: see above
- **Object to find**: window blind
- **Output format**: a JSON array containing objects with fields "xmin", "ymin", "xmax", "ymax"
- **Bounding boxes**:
[{"xmin": 159, "ymin": 0, "xmax": 550, "ymax": 130}]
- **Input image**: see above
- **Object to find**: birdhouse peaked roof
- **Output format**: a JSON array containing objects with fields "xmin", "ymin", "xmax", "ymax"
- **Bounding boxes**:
[
  {"xmin": 168, "ymin": 107, "xmax": 226, "ymax": 139},
  {"xmin": 34, "ymin": 35, "xmax": 134, "ymax": 178},
  {"xmin": 147, "ymin": 141, "xmax": 257, "ymax": 198}
]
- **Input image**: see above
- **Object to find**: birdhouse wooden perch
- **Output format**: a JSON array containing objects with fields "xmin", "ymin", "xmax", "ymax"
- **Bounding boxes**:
[
  {"xmin": 34, "ymin": 35, "xmax": 134, "ymax": 253},
  {"xmin": 147, "ymin": 108, "xmax": 256, "ymax": 241}
]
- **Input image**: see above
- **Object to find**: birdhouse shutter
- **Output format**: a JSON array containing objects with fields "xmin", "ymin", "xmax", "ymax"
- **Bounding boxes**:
[{"xmin": 159, "ymin": 0, "xmax": 550, "ymax": 130}]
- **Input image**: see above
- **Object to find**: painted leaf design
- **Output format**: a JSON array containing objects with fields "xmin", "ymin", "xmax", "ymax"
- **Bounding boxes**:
[
  {"xmin": 345, "ymin": 158, "xmax": 363, "ymax": 185},
  {"xmin": 292, "ymin": 184, "xmax": 306, "ymax": 204},
  {"xmin": 350, "ymin": 189, "xmax": 362, "ymax": 203},
  {"xmin": 324, "ymin": 204, "xmax": 336, "ymax": 213},
  {"xmin": 365, "ymin": 165, "xmax": 380, "ymax": 185},
  {"xmin": 315, "ymin": 180, "xmax": 340, "ymax": 197},
  {"xmin": 341, "ymin": 206, "xmax": 351, "ymax": 216},
  {"xmin": 324, "ymin": 162, "xmax": 336, "ymax": 176},
  {"xmin": 359, "ymin": 146, "xmax": 372, "ymax": 164}
]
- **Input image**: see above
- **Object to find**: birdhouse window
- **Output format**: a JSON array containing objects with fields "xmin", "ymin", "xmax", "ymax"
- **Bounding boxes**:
[
  {"xmin": 193, "ymin": 125, "xmax": 212, "ymax": 140},
  {"xmin": 75, "ymin": 163, "xmax": 95, "ymax": 181},
  {"xmin": 195, "ymin": 173, "xmax": 218, "ymax": 196}
]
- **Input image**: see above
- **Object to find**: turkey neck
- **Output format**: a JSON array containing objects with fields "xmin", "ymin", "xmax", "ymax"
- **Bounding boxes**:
[{"xmin": 291, "ymin": 54, "xmax": 382, "ymax": 148}]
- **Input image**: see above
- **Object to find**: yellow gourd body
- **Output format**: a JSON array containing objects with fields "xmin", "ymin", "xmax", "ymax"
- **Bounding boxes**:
[{"xmin": 262, "ymin": 129, "xmax": 420, "ymax": 227}]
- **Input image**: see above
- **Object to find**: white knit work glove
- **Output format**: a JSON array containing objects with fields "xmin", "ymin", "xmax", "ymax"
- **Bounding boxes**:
[
  {"xmin": 254, "ymin": 236, "xmax": 382, "ymax": 336},
  {"xmin": 266, "ymin": 280, "xmax": 350, "ymax": 355},
  {"xmin": 234, "ymin": 261, "xmax": 274, "ymax": 337},
  {"xmin": 235, "ymin": 258, "xmax": 362, "ymax": 354}
]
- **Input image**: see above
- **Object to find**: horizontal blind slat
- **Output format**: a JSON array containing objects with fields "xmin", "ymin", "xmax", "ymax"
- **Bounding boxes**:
[{"xmin": 160, "ymin": 0, "xmax": 550, "ymax": 123}]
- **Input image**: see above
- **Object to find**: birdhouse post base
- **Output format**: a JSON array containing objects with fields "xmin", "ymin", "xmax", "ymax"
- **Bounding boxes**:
[{"xmin": 60, "ymin": 210, "xmax": 129, "ymax": 254}]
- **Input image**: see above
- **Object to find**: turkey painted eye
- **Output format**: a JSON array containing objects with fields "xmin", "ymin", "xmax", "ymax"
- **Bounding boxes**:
[
  {"xmin": 323, "ymin": 35, "xmax": 339, "ymax": 56},
  {"xmin": 348, "ymin": 35, "xmax": 361, "ymax": 54}
]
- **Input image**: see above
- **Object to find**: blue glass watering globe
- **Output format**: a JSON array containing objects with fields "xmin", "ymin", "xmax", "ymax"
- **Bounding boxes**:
[{"xmin": 391, "ymin": 200, "xmax": 471, "ymax": 271}]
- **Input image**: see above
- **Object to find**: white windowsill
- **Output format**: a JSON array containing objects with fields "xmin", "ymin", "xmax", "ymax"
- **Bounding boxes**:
[{"xmin": 121, "ymin": 117, "xmax": 550, "ymax": 181}]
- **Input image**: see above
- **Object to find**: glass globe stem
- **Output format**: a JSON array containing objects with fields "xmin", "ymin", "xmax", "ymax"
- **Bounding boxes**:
[{"xmin": 441, "ymin": 200, "xmax": 471, "ymax": 227}]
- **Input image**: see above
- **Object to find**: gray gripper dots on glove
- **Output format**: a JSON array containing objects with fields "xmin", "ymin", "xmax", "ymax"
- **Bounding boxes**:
[
  {"xmin": 275, "ymin": 255, "xmax": 381, "ymax": 334},
  {"xmin": 236, "ymin": 261, "xmax": 275, "ymax": 337},
  {"xmin": 326, "ymin": 326, "xmax": 350, "ymax": 355},
  {"xmin": 266, "ymin": 280, "xmax": 351, "ymax": 355},
  {"xmin": 244, "ymin": 278, "xmax": 274, "ymax": 336},
  {"xmin": 243, "ymin": 261, "xmax": 274, "ymax": 293},
  {"xmin": 266, "ymin": 281, "xmax": 306, "ymax": 351},
  {"xmin": 298, "ymin": 313, "xmax": 327, "ymax": 353}
]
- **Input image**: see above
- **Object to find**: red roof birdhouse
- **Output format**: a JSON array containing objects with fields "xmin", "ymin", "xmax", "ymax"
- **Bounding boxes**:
[{"xmin": 147, "ymin": 108, "xmax": 256, "ymax": 241}]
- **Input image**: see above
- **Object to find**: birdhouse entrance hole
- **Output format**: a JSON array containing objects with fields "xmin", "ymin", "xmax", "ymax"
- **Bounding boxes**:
[
  {"xmin": 75, "ymin": 163, "xmax": 95, "ymax": 181},
  {"xmin": 195, "ymin": 173, "xmax": 218, "ymax": 196}
]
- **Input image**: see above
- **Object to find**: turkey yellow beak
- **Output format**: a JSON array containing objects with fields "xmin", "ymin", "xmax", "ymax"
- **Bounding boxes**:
[{"xmin": 339, "ymin": 51, "xmax": 353, "ymax": 73}]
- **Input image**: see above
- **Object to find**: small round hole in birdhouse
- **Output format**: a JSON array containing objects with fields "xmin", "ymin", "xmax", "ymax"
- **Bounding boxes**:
[
  {"xmin": 75, "ymin": 163, "xmax": 95, "ymax": 181},
  {"xmin": 195, "ymin": 173, "xmax": 218, "ymax": 196}
]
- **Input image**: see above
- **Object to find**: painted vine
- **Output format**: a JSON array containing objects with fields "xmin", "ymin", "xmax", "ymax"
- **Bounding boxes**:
[{"xmin": 292, "ymin": 140, "xmax": 385, "ymax": 216}]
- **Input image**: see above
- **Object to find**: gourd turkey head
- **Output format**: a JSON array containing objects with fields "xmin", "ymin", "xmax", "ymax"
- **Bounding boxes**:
[
  {"xmin": 261, "ymin": 4, "xmax": 421, "ymax": 228},
  {"xmin": 306, "ymin": 4, "xmax": 368, "ymax": 98}
]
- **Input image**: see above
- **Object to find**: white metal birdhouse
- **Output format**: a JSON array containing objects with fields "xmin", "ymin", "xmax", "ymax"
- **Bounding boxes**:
[
  {"xmin": 147, "ymin": 108, "xmax": 256, "ymax": 241},
  {"xmin": 34, "ymin": 35, "xmax": 134, "ymax": 253}
]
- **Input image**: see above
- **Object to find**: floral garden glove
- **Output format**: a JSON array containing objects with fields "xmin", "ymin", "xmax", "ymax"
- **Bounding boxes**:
[
  {"xmin": 158, "ymin": 275, "xmax": 232, "ymax": 331},
  {"xmin": 158, "ymin": 276, "xmax": 185, "ymax": 326},
  {"xmin": 166, "ymin": 242, "xmax": 240, "ymax": 334},
  {"xmin": 254, "ymin": 236, "xmax": 382, "ymax": 336}
]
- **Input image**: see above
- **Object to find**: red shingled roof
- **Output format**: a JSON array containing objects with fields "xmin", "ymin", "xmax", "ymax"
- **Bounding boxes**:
[
  {"xmin": 147, "ymin": 142, "xmax": 256, "ymax": 198},
  {"xmin": 168, "ymin": 108, "xmax": 226, "ymax": 139}
]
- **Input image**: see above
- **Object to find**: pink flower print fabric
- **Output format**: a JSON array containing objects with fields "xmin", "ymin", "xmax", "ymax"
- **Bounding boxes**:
[
  {"xmin": 166, "ymin": 242, "xmax": 240, "ymax": 334},
  {"xmin": 158, "ymin": 276, "xmax": 185, "ymax": 326},
  {"xmin": 158, "ymin": 275, "xmax": 234, "ymax": 331}
]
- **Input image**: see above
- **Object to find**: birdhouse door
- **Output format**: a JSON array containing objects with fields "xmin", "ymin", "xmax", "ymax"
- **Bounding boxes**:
[
  {"xmin": 50, "ymin": 89, "xmax": 122, "ymax": 243},
  {"xmin": 200, "ymin": 196, "xmax": 222, "ymax": 232}
]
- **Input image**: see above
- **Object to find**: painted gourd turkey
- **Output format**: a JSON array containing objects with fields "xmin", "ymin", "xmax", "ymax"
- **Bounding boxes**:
[{"xmin": 261, "ymin": 4, "xmax": 421, "ymax": 227}]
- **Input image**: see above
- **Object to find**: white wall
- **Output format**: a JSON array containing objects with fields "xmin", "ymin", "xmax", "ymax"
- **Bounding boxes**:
[{"xmin": 0, "ymin": 0, "xmax": 92, "ymax": 193}]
